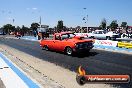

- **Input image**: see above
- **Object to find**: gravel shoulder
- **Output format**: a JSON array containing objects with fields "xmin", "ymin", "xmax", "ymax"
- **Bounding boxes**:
[{"xmin": 0, "ymin": 44, "xmax": 114, "ymax": 88}]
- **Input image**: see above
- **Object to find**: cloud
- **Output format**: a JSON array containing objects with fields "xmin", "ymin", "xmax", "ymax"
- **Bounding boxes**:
[
  {"xmin": 32, "ymin": 8, "xmax": 37, "ymax": 10},
  {"xmin": 26, "ymin": 8, "xmax": 38, "ymax": 11}
]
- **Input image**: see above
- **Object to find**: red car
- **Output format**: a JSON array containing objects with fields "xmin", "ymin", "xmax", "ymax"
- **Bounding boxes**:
[
  {"xmin": 15, "ymin": 32, "xmax": 21, "ymax": 38},
  {"xmin": 40, "ymin": 32, "xmax": 94, "ymax": 55}
]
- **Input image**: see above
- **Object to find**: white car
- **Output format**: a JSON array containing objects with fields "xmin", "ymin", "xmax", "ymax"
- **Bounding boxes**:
[
  {"xmin": 89, "ymin": 30, "xmax": 119, "ymax": 40},
  {"xmin": 74, "ymin": 33, "xmax": 88, "ymax": 38}
]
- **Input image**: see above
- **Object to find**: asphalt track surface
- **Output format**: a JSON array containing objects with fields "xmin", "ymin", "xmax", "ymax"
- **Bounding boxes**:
[{"xmin": 0, "ymin": 37, "xmax": 132, "ymax": 88}]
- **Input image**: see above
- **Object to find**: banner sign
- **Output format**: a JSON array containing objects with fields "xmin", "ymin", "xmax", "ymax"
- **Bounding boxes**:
[
  {"xmin": 76, "ymin": 66, "xmax": 130, "ymax": 85},
  {"xmin": 94, "ymin": 40, "xmax": 118, "ymax": 47}
]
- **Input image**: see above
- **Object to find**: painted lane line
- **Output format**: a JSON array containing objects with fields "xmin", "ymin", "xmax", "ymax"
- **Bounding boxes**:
[
  {"xmin": 0, "ymin": 57, "xmax": 29, "ymax": 88},
  {"xmin": 0, "ymin": 53, "xmax": 40, "ymax": 88},
  {"xmin": 0, "ymin": 58, "xmax": 9, "ymax": 69}
]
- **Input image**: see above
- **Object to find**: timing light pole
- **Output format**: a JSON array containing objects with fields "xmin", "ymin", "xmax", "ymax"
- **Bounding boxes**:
[
  {"xmin": 83, "ymin": 8, "xmax": 88, "ymax": 33},
  {"xmin": 39, "ymin": 16, "xmax": 41, "ymax": 28},
  {"xmin": 86, "ymin": 15, "xmax": 88, "ymax": 33}
]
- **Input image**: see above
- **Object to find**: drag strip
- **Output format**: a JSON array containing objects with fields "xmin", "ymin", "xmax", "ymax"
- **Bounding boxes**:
[{"xmin": 0, "ymin": 38, "xmax": 132, "ymax": 88}]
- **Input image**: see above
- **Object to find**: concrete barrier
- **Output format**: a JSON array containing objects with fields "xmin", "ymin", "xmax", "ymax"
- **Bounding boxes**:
[
  {"xmin": 116, "ymin": 38, "xmax": 132, "ymax": 49},
  {"xmin": 118, "ymin": 42, "xmax": 132, "ymax": 49}
]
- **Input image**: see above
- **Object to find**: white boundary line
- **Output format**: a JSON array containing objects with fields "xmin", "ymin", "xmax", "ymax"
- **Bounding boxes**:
[{"xmin": 0, "ymin": 52, "xmax": 43, "ymax": 88}]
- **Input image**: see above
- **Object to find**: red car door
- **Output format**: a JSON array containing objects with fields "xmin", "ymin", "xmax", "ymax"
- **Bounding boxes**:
[
  {"xmin": 52, "ymin": 34, "xmax": 62, "ymax": 51},
  {"xmin": 53, "ymin": 40, "xmax": 62, "ymax": 51},
  {"xmin": 47, "ymin": 41, "xmax": 55, "ymax": 50}
]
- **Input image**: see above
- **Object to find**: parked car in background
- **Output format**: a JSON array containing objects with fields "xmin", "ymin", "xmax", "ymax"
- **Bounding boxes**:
[
  {"xmin": 0, "ymin": 32, "xmax": 6, "ymax": 35},
  {"xmin": 0, "ymin": 32, "xmax": 3, "ymax": 35},
  {"xmin": 88, "ymin": 30, "xmax": 120, "ymax": 40},
  {"xmin": 121, "ymin": 33, "xmax": 132, "ymax": 38},
  {"xmin": 15, "ymin": 32, "xmax": 21, "ymax": 38},
  {"xmin": 0, "ymin": 29, "xmax": 6, "ymax": 35}
]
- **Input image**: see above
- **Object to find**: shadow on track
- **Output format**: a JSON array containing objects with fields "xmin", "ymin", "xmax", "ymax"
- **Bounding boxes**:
[
  {"xmin": 72, "ymin": 51, "xmax": 99, "ymax": 58},
  {"xmin": 47, "ymin": 50, "xmax": 99, "ymax": 58}
]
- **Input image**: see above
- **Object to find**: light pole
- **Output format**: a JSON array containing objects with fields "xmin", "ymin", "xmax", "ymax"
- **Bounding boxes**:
[
  {"xmin": 83, "ymin": 8, "xmax": 88, "ymax": 33},
  {"xmin": 39, "ymin": 16, "xmax": 41, "ymax": 28}
]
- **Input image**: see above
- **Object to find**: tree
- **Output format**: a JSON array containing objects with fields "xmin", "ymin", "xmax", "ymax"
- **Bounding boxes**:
[
  {"xmin": 16, "ymin": 26, "xmax": 21, "ymax": 32},
  {"xmin": 31, "ymin": 23, "xmax": 40, "ymax": 31},
  {"xmin": 21, "ymin": 25, "xmax": 29, "ymax": 33},
  {"xmin": 99, "ymin": 18, "xmax": 107, "ymax": 29},
  {"xmin": 57, "ymin": 20, "xmax": 63, "ymax": 32},
  {"xmin": 107, "ymin": 26, "xmax": 110, "ymax": 29},
  {"xmin": 121, "ymin": 22, "xmax": 128, "ymax": 33},
  {"xmin": 121, "ymin": 22, "xmax": 127, "ymax": 28},
  {"xmin": 20, "ymin": 25, "xmax": 29, "ymax": 36},
  {"xmin": 63, "ymin": 26, "xmax": 67, "ymax": 31},
  {"xmin": 3, "ymin": 24, "xmax": 15, "ymax": 34},
  {"xmin": 109, "ymin": 20, "xmax": 118, "ymax": 31},
  {"xmin": 76, "ymin": 26, "xmax": 81, "ymax": 29}
]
